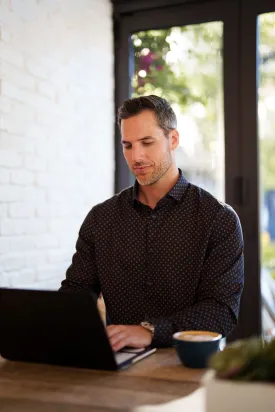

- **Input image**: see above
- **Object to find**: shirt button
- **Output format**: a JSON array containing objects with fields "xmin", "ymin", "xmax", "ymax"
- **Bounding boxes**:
[{"xmin": 151, "ymin": 213, "xmax": 157, "ymax": 219}]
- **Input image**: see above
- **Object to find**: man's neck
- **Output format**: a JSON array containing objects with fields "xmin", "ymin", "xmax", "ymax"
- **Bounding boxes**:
[{"xmin": 137, "ymin": 165, "xmax": 179, "ymax": 209}]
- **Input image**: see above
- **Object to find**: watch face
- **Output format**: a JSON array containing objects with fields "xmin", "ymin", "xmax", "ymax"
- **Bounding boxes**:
[{"xmin": 141, "ymin": 322, "xmax": 154, "ymax": 333}]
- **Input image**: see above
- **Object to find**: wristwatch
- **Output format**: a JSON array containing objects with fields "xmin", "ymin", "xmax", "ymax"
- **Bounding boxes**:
[{"xmin": 140, "ymin": 321, "xmax": 155, "ymax": 337}]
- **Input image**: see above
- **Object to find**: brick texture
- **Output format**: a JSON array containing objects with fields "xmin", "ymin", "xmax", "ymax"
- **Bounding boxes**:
[{"xmin": 0, "ymin": 0, "xmax": 114, "ymax": 289}]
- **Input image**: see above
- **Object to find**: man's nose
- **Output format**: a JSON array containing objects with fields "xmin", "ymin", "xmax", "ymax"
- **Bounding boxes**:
[{"xmin": 131, "ymin": 145, "xmax": 144, "ymax": 163}]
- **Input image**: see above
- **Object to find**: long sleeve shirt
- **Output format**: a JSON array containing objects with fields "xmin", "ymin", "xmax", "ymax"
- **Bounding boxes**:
[{"xmin": 60, "ymin": 170, "xmax": 244, "ymax": 347}]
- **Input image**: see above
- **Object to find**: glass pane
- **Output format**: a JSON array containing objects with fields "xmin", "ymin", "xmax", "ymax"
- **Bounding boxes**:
[
  {"xmin": 259, "ymin": 12, "xmax": 275, "ymax": 338},
  {"xmin": 130, "ymin": 22, "xmax": 224, "ymax": 200}
]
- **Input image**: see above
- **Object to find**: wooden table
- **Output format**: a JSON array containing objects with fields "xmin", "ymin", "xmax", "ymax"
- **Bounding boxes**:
[{"xmin": 0, "ymin": 349, "xmax": 206, "ymax": 411}]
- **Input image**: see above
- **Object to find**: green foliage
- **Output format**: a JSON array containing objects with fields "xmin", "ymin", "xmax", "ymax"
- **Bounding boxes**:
[
  {"xmin": 259, "ymin": 13, "xmax": 275, "ymax": 83},
  {"xmin": 260, "ymin": 139, "xmax": 275, "ymax": 191},
  {"xmin": 131, "ymin": 15, "xmax": 275, "ymax": 189},
  {"xmin": 132, "ymin": 29, "xmax": 192, "ymax": 107},
  {"xmin": 261, "ymin": 239, "xmax": 275, "ymax": 279},
  {"xmin": 132, "ymin": 22, "xmax": 223, "ymax": 153},
  {"xmin": 132, "ymin": 23, "xmax": 222, "ymax": 109},
  {"xmin": 209, "ymin": 337, "xmax": 275, "ymax": 382},
  {"xmin": 262, "ymin": 241, "xmax": 275, "ymax": 266}
]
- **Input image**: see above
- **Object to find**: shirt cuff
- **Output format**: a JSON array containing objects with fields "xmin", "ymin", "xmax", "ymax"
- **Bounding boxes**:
[{"xmin": 151, "ymin": 319, "xmax": 174, "ymax": 347}]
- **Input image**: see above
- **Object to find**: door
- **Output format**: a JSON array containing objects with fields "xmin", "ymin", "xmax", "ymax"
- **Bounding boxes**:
[
  {"xmin": 115, "ymin": 0, "xmax": 240, "ymax": 205},
  {"xmin": 114, "ymin": 0, "xmax": 248, "ymax": 340},
  {"xmin": 239, "ymin": 0, "xmax": 275, "ymax": 340}
]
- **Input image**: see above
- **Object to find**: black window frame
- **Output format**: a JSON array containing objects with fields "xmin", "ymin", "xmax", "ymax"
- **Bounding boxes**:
[{"xmin": 113, "ymin": 0, "xmax": 275, "ymax": 341}]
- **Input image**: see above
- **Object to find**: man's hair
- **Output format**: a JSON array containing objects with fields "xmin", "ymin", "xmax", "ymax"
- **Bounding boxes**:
[{"xmin": 117, "ymin": 95, "xmax": 177, "ymax": 137}]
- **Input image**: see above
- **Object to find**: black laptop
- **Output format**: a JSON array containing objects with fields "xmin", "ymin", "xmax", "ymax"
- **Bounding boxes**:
[{"xmin": 0, "ymin": 288, "xmax": 156, "ymax": 370}]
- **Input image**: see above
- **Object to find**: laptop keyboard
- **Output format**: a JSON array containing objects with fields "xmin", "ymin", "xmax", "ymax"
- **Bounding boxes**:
[{"xmin": 115, "ymin": 351, "xmax": 136, "ymax": 365}]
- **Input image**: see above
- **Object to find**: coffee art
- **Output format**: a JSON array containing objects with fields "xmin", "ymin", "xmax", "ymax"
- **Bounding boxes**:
[
  {"xmin": 174, "ymin": 330, "xmax": 222, "ymax": 342},
  {"xmin": 179, "ymin": 334, "xmax": 216, "ymax": 342}
]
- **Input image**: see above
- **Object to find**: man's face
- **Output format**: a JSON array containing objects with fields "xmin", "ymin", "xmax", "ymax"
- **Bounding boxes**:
[{"xmin": 121, "ymin": 110, "xmax": 177, "ymax": 186}]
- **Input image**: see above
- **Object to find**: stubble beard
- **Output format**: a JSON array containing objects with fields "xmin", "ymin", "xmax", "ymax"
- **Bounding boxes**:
[{"xmin": 136, "ymin": 150, "xmax": 172, "ymax": 186}]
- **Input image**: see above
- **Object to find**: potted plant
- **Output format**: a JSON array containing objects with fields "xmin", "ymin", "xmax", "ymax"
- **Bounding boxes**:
[{"xmin": 204, "ymin": 337, "xmax": 275, "ymax": 412}]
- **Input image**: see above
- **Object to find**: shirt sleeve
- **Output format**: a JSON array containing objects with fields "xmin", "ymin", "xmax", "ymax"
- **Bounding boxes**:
[
  {"xmin": 149, "ymin": 205, "xmax": 244, "ymax": 347},
  {"xmin": 59, "ymin": 209, "xmax": 101, "ymax": 297}
]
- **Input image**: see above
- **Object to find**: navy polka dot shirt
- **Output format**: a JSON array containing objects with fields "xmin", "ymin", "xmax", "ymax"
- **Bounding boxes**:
[{"xmin": 60, "ymin": 170, "xmax": 244, "ymax": 347}]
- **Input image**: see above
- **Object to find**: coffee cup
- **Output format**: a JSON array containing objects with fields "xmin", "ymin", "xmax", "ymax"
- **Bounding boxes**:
[{"xmin": 173, "ymin": 330, "xmax": 222, "ymax": 368}]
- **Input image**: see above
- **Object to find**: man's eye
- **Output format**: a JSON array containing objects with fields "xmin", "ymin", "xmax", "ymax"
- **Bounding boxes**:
[
  {"xmin": 123, "ymin": 145, "xmax": 131, "ymax": 149},
  {"xmin": 143, "ymin": 142, "xmax": 153, "ymax": 146}
]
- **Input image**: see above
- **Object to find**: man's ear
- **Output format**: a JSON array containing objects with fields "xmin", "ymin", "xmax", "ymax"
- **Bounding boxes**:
[{"xmin": 169, "ymin": 129, "xmax": 179, "ymax": 151}]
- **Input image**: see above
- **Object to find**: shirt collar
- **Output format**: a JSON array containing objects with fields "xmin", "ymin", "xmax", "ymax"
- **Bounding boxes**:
[{"xmin": 132, "ymin": 169, "xmax": 189, "ymax": 205}]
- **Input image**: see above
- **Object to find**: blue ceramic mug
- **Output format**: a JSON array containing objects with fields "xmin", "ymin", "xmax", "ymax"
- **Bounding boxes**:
[{"xmin": 173, "ymin": 330, "xmax": 222, "ymax": 369}]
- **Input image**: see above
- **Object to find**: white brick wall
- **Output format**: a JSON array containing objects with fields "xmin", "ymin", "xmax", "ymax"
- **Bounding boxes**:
[{"xmin": 0, "ymin": 0, "xmax": 114, "ymax": 289}]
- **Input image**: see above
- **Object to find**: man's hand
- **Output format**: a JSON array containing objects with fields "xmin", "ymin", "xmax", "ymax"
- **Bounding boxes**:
[{"xmin": 106, "ymin": 325, "xmax": 153, "ymax": 352}]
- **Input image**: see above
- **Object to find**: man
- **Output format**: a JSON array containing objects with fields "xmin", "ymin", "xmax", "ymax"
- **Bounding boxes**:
[{"xmin": 60, "ymin": 95, "xmax": 244, "ymax": 352}]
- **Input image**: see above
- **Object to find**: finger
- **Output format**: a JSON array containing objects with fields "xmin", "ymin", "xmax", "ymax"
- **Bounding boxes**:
[
  {"xmin": 112, "ymin": 336, "xmax": 130, "ymax": 352},
  {"xmin": 106, "ymin": 325, "xmax": 123, "ymax": 339},
  {"xmin": 113, "ymin": 340, "xmax": 126, "ymax": 352},
  {"xmin": 109, "ymin": 331, "xmax": 127, "ymax": 348}
]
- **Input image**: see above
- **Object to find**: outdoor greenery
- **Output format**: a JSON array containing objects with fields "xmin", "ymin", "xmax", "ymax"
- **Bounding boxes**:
[
  {"xmin": 259, "ymin": 13, "xmax": 275, "ymax": 192},
  {"xmin": 261, "ymin": 238, "xmax": 275, "ymax": 279},
  {"xmin": 131, "ymin": 15, "xmax": 275, "ymax": 190},
  {"xmin": 131, "ymin": 22, "xmax": 222, "ymax": 153},
  {"xmin": 132, "ymin": 14, "xmax": 275, "ymax": 272},
  {"xmin": 210, "ymin": 337, "xmax": 275, "ymax": 382}
]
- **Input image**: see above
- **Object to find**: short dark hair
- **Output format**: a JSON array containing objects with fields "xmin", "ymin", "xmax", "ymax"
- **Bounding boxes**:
[{"xmin": 117, "ymin": 95, "xmax": 177, "ymax": 137}]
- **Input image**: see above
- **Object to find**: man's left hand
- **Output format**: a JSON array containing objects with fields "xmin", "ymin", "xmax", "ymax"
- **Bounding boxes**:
[{"xmin": 106, "ymin": 325, "xmax": 153, "ymax": 352}]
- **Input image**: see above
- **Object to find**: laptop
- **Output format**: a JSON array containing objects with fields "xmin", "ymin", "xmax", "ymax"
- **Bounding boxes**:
[{"xmin": 0, "ymin": 288, "xmax": 156, "ymax": 370}]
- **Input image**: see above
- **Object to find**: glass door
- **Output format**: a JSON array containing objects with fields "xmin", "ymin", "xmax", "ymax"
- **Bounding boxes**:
[
  {"xmin": 115, "ymin": 0, "xmax": 240, "ymax": 212},
  {"xmin": 258, "ymin": 11, "xmax": 275, "ymax": 338},
  {"xmin": 115, "ymin": 0, "xmax": 245, "ymax": 340},
  {"xmin": 236, "ymin": 0, "xmax": 275, "ymax": 340},
  {"xmin": 130, "ymin": 22, "xmax": 224, "ymax": 200},
  {"xmin": 114, "ymin": 0, "xmax": 275, "ymax": 341}
]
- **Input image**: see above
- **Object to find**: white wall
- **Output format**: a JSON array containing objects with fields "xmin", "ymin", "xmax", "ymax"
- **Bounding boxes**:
[{"xmin": 0, "ymin": 0, "xmax": 114, "ymax": 289}]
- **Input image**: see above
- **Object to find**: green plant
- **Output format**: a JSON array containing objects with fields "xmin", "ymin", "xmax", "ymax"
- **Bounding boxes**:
[
  {"xmin": 261, "ymin": 238, "xmax": 275, "ymax": 279},
  {"xmin": 209, "ymin": 337, "xmax": 275, "ymax": 382},
  {"xmin": 131, "ymin": 15, "xmax": 275, "ymax": 191}
]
